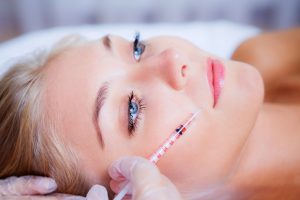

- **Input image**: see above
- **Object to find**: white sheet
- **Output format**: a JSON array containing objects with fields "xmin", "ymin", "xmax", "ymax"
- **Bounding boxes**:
[{"xmin": 0, "ymin": 21, "xmax": 260, "ymax": 76}]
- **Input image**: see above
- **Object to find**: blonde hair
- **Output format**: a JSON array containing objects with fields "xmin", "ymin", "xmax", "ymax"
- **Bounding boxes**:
[{"xmin": 0, "ymin": 35, "xmax": 91, "ymax": 195}]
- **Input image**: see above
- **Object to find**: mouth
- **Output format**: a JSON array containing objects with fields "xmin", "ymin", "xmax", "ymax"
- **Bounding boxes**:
[{"xmin": 207, "ymin": 58, "xmax": 225, "ymax": 107}]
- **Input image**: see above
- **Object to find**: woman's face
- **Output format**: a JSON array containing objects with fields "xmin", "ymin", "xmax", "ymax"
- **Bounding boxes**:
[{"xmin": 44, "ymin": 35, "xmax": 264, "ymax": 192}]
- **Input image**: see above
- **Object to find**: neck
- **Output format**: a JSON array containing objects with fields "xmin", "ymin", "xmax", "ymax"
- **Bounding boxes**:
[
  {"xmin": 225, "ymin": 102, "xmax": 300, "ymax": 198},
  {"xmin": 184, "ymin": 103, "xmax": 300, "ymax": 200}
]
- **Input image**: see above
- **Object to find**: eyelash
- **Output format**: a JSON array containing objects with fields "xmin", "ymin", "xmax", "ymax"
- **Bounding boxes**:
[
  {"xmin": 126, "ymin": 33, "xmax": 146, "ymax": 135},
  {"xmin": 127, "ymin": 91, "xmax": 146, "ymax": 135},
  {"xmin": 133, "ymin": 32, "xmax": 146, "ymax": 61}
]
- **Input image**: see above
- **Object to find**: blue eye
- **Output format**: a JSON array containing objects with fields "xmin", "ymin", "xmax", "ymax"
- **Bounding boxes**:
[
  {"xmin": 133, "ymin": 32, "xmax": 145, "ymax": 61},
  {"xmin": 129, "ymin": 102, "xmax": 139, "ymax": 119},
  {"xmin": 127, "ymin": 91, "xmax": 146, "ymax": 134}
]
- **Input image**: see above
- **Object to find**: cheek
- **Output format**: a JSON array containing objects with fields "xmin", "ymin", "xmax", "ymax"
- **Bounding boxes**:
[
  {"xmin": 222, "ymin": 61, "xmax": 264, "ymax": 135},
  {"xmin": 147, "ymin": 63, "xmax": 264, "ymax": 190},
  {"xmin": 153, "ymin": 110, "xmax": 224, "ymax": 190},
  {"xmin": 132, "ymin": 81, "xmax": 197, "ymax": 157},
  {"xmin": 154, "ymin": 110, "xmax": 250, "ymax": 192},
  {"xmin": 129, "ymin": 61, "xmax": 264, "ymax": 190},
  {"xmin": 215, "ymin": 60, "xmax": 263, "ymax": 145}
]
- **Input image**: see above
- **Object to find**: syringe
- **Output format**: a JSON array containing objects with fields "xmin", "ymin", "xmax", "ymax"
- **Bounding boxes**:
[
  {"xmin": 113, "ymin": 110, "xmax": 200, "ymax": 200},
  {"xmin": 148, "ymin": 110, "xmax": 199, "ymax": 163}
]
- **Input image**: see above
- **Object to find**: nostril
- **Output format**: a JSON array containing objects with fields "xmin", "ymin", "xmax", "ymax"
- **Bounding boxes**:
[{"xmin": 181, "ymin": 65, "xmax": 187, "ymax": 77}]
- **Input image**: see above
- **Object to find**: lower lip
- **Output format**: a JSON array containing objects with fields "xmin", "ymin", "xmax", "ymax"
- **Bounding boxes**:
[{"xmin": 207, "ymin": 58, "xmax": 225, "ymax": 107}]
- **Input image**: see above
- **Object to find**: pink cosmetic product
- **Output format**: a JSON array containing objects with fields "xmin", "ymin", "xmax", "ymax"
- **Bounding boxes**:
[
  {"xmin": 207, "ymin": 58, "xmax": 225, "ymax": 107},
  {"xmin": 113, "ymin": 110, "xmax": 200, "ymax": 200}
]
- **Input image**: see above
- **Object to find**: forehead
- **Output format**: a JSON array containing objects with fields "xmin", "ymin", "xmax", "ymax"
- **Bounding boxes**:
[
  {"xmin": 42, "ymin": 41, "xmax": 106, "ymax": 139},
  {"xmin": 41, "ymin": 41, "xmax": 115, "ymax": 180},
  {"xmin": 47, "ymin": 41, "xmax": 103, "ymax": 69}
]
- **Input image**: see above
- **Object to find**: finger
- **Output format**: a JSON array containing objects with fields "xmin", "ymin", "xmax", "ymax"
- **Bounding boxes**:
[
  {"xmin": 109, "ymin": 180, "xmax": 119, "ymax": 194},
  {"xmin": 129, "ymin": 160, "xmax": 168, "ymax": 198},
  {"xmin": 132, "ymin": 168, "xmax": 181, "ymax": 200},
  {"xmin": 0, "ymin": 176, "xmax": 57, "ymax": 195},
  {"xmin": 109, "ymin": 156, "xmax": 182, "ymax": 200},
  {"xmin": 109, "ymin": 179, "xmax": 128, "ymax": 194},
  {"xmin": 0, "ymin": 195, "xmax": 84, "ymax": 200},
  {"xmin": 52, "ymin": 193, "xmax": 86, "ymax": 200},
  {"xmin": 108, "ymin": 159, "xmax": 127, "ymax": 181},
  {"xmin": 86, "ymin": 185, "xmax": 108, "ymax": 200},
  {"xmin": 108, "ymin": 156, "xmax": 159, "ymax": 197},
  {"xmin": 108, "ymin": 156, "xmax": 151, "ymax": 181}
]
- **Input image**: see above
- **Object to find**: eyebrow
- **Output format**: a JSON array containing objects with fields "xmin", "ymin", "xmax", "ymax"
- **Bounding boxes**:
[
  {"xmin": 102, "ymin": 35, "xmax": 112, "ymax": 51},
  {"xmin": 93, "ymin": 81, "xmax": 109, "ymax": 148}
]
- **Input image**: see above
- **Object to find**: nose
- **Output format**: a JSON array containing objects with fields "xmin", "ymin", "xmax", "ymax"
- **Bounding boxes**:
[{"xmin": 146, "ymin": 48, "xmax": 189, "ymax": 90}]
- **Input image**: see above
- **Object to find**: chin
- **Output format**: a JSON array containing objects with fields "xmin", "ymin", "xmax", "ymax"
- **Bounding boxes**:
[
  {"xmin": 218, "ymin": 60, "xmax": 264, "ymax": 122},
  {"xmin": 240, "ymin": 62, "xmax": 264, "ymax": 107},
  {"xmin": 230, "ymin": 61, "xmax": 264, "ymax": 140}
]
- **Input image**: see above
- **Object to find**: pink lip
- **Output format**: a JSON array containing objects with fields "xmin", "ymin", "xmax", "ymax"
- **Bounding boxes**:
[{"xmin": 207, "ymin": 58, "xmax": 225, "ymax": 107}]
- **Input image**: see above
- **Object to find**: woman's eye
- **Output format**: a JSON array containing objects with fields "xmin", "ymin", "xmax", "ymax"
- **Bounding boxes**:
[
  {"xmin": 127, "ymin": 91, "xmax": 145, "ymax": 134},
  {"xmin": 133, "ymin": 32, "xmax": 145, "ymax": 61},
  {"xmin": 129, "ymin": 102, "xmax": 139, "ymax": 121}
]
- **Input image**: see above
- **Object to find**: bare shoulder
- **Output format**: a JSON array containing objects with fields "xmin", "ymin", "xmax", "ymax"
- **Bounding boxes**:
[
  {"xmin": 231, "ymin": 28, "xmax": 300, "ymax": 104},
  {"xmin": 231, "ymin": 28, "xmax": 300, "ymax": 68},
  {"xmin": 227, "ymin": 103, "xmax": 300, "ymax": 199}
]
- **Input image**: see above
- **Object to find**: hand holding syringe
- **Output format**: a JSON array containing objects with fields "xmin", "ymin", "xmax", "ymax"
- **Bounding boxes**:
[{"xmin": 113, "ymin": 110, "xmax": 200, "ymax": 200}]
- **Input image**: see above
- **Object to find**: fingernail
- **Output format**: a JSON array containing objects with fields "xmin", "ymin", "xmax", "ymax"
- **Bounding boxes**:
[
  {"xmin": 87, "ymin": 185, "xmax": 108, "ymax": 199},
  {"xmin": 36, "ymin": 178, "xmax": 57, "ymax": 191}
]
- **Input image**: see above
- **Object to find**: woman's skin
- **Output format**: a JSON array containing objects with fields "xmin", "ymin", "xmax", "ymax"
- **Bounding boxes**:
[
  {"xmin": 228, "ymin": 28, "xmax": 300, "ymax": 199},
  {"xmin": 40, "ymin": 28, "xmax": 299, "ymax": 199}
]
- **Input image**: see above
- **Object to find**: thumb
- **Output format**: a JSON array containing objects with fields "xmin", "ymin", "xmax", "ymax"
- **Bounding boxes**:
[
  {"xmin": 0, "ymin": 176, "xmax": 57, "ymax": 195},
  {"xmin": 109, "ymin": 156, "xmax": 182, "ymax": 200},
  {"xmin": 86, "ymin": 185, "xmax": 109, "ymax": 200}
]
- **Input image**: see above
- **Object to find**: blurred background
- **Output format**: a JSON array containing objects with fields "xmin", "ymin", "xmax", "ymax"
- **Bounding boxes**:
[{"xmin": 0, "ymin": 0, "xmax": 299, "ymax": 43}]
